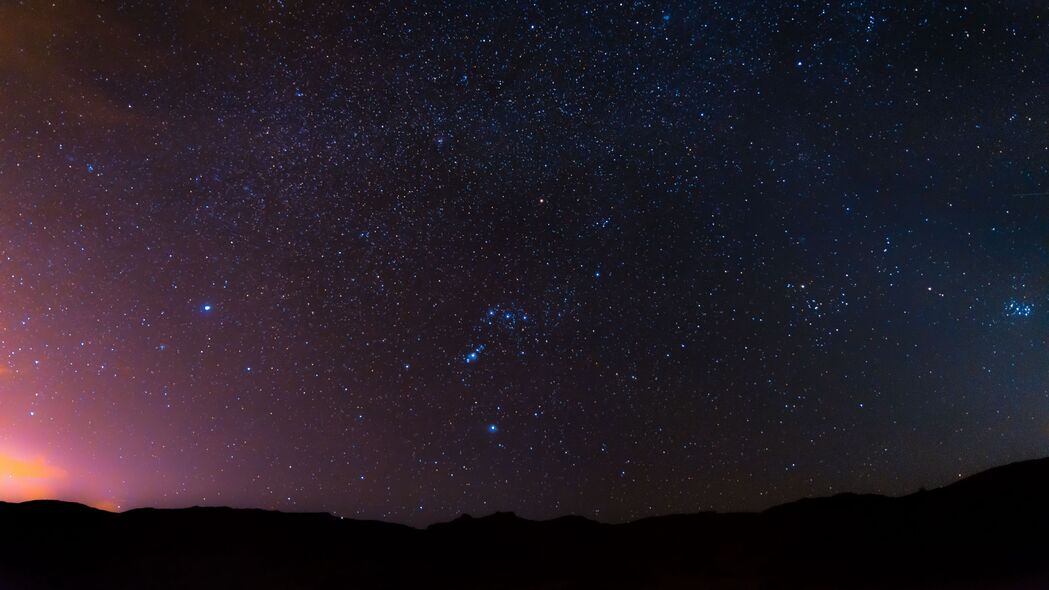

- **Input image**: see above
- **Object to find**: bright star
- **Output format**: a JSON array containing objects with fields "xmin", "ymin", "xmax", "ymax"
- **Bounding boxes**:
[{"xmin": 464, "ymin": 345, "xmax": 485, "ymax": 364}]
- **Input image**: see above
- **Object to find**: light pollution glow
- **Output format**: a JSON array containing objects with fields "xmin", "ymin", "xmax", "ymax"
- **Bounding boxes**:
[
  {"xmin": 0, "ymin": 448, "xmax": 121, "ymax": 512},
  {"xmin": 0, "ymin": 450, "xmax": 66, "ymax": 502},
  {"xmin": 0, "ymin": 364, "xmax": 118, "ymax": 510}
]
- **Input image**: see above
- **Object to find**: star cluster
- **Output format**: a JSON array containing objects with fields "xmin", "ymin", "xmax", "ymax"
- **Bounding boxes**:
[{"xmin": 0, "ymin": 1, "xmax": 1047, "ymax": 524}]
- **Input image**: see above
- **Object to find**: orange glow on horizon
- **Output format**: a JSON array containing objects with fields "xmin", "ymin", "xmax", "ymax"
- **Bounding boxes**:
[
  {"xmin": 91, "ymin": 500, "xmax": 120, "ymax": 513},
  {"xmin": 0, "ymin": 451, "xmax": 66, "ymax": 502}
]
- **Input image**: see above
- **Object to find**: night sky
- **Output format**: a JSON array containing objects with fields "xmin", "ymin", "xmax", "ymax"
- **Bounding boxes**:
[{"xmin": 1, "ymin": 1, "xmax": 1047, "ymax": 525}]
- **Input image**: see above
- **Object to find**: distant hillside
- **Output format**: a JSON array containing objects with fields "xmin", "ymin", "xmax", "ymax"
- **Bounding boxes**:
[{"xmin": 3, "ymin": 457, "xmax": 1049, "ymax": 589}]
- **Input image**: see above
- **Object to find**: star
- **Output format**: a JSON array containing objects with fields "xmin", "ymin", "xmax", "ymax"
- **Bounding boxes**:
[{"xmin": 464, "ymin": 345, "xmax": 485, "ymax": 364}]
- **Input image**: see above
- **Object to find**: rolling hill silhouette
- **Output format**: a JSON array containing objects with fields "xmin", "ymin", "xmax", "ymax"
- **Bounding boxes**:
[{"xmin": 3, "ymin": 457, "xmax": 1049, "ymax": 589}]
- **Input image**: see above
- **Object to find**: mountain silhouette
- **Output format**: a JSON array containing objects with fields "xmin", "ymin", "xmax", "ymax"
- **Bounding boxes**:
[{"xmin": 3, "ymin": 457, "xmax": 1049, "ymax": 589}]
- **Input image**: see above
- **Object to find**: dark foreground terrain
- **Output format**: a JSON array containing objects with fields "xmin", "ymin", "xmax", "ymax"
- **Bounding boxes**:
[{"xmin": 4, "ymin": 458, "xmax": 1049, "ymax": 589}]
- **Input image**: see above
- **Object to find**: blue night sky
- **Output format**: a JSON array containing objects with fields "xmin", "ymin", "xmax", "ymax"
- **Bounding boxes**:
[{"xmin": 0, "ymin": 1, "xmax": 1046, "ymax": 524}]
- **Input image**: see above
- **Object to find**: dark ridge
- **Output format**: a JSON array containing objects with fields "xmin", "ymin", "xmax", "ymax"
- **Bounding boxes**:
[
  {"xmin": 3, "ymin": 457, "xmax": 1049, "ymax": 589},
  {"xmin": 928, "ymin": 456, "xmax": 1049, "ymax": 499}
]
